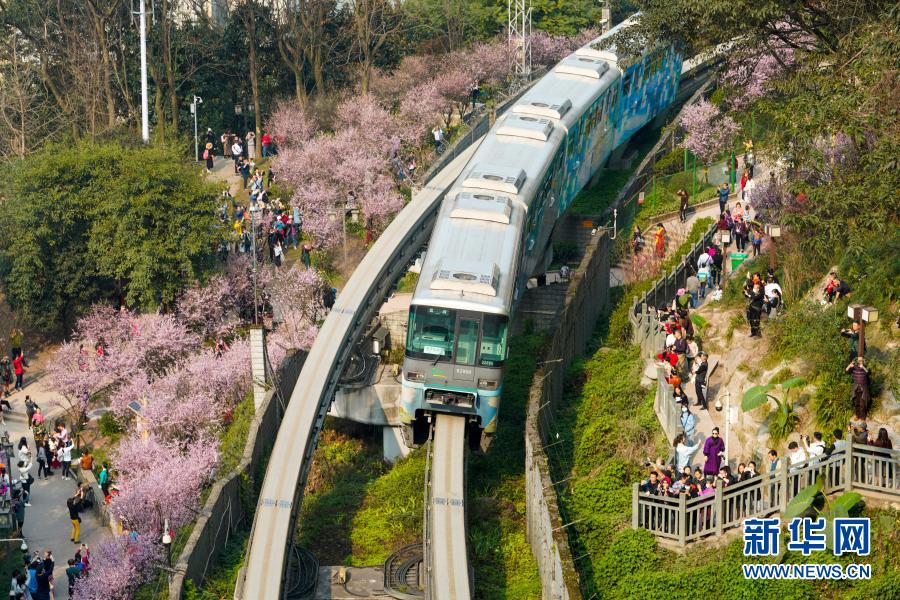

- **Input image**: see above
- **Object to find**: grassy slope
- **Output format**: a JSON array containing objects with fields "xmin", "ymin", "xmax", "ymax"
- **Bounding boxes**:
[{"xmin": 550, "ymin": 221, "xmax": 899, "ymax": 599}]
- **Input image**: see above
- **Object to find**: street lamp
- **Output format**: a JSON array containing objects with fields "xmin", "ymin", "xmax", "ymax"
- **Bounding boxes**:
[
  {"xmin": 162, "ymin": 518, "xmax": 173, "ymax": 584},
  {"xmin": 249, "ymin": 204, "xmax": 262, "ymax": 325},
  {"xmin": 764, "ymin": 224, "xmax": 782, "ymax": 269},
  {"xmin": 190, "ymin": 96, "xmax": 203, "ymax": 162},
  {"xmin": 847, "ymin": 304, "xmax": 879, "ymax": 359}
]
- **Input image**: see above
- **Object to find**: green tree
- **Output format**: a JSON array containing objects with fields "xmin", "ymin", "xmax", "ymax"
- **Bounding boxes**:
[{"xmin": 0, "ymin": 141, "xmax": 223, "ymax": 332}]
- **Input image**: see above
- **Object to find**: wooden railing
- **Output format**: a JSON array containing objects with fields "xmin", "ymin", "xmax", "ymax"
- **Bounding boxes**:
[
  {"xmin": 629, "ymin": 223, "xmax": 717, "ymax": 358},
  {"xmin": 632, "ymin": 443, "xmax": 899, "ymax": 547}
]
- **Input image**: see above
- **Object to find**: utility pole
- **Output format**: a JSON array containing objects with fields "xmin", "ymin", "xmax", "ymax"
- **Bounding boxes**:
[
  {"xmin": 600, "ymin": 0, "xmax": 611, "ymax": 33},
  {"xmin": 139, "ymin": 0, "xmax": 149, "ymax": 142},
  {"xmin": 190, "ymin": 96, "xmax": 203, "ymax": 162},
  {"xmin": 508, "ymin": 1, "xmax": 533, "ymax": 89},
  {"xmin": 250, "ymin": 204, "xmax": 261, "ymax": 324}
]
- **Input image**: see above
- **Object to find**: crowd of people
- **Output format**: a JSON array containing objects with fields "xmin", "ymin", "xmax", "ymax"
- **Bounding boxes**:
[
  {"xmin": 8, "ymin": 544, "xmax": 91, "ymax": 599},
  {"xmin": 641, "ymin": 420, "xmax": 895, "ymax": 503},
  {"xmin": 0, "ymin": 327, "xmax": 100, "ymax": 599}
]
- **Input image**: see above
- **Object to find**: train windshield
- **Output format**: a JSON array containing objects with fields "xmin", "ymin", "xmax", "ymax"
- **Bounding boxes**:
[
  {"xmin": 406, "ymin": 306, "xmax": 456, "ymax": 362},
  {"xmin": 406, "ymin": 308, "xmax": 509, "ymax": 367}
]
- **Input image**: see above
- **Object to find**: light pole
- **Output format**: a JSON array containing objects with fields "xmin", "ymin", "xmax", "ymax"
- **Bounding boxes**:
[
  {"xmin": 139, "ymin": 0, "xmax": 149, "ymax": 142},
  {"xmin": 190, "ymin": 96, "xmax": 203, "ymax": 162},
  {"xmin": 847, "ymin": 304, "xmax": 879, "ymax": 359},
  {"xmin": 161, "ymin": 518, "xmax": 173, "ymax": 585},
  {"xmin": 249, "ymin": 204, "xmax": 261, "ymax": 325}
]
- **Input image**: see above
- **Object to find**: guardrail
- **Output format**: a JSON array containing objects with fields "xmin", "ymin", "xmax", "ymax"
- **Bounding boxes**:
[
  {"xmin": 632, "ymin": 443, "xmax": 900, "ymax": 548},
  {"xmin": 629, "ymin": 222, "xmax": 717, "ymax": 358}
]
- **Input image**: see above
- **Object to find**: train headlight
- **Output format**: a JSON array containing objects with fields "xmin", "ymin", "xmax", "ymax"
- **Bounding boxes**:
[
  {"xmin": 405, "ymin": 371, "xmax": 425, "ymax": 382},
  {"xmin": 477, "ymin": 379, "xmax": 498, "ymax": 391}
]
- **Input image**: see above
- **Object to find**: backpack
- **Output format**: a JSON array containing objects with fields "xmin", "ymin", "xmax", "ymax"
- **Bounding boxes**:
[{"xmin": 203, "ymin": 149, "xmax": 210, "ymax": 160}]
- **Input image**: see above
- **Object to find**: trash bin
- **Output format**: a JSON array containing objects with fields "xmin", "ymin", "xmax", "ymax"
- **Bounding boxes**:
[{"xmin": 730, "ymin": 252, "xmax": 749, "ymax": 271}]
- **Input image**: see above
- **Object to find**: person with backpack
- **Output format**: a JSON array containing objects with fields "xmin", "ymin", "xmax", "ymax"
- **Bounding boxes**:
[
  {"xmin": 749, "ymin": 226, "xmax": 764, "ymax": 257},
  {"xmin": 204, "ymin": 142, "xmax": 214, "ymax": 173},
  {"xmin": 697, "ymin": 263, "xmax": 710, "ymax": 299}
]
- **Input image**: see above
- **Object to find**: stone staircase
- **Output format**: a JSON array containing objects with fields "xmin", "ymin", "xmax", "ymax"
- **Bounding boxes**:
[{"xmin": 516, "ymin": 281, "xmax": 572, "ymax": 332}]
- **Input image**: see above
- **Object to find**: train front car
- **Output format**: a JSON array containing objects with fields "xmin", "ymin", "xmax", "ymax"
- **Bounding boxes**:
[{"xmin": 401, "ymin": 302, "xmax": 508, "ymax": 452}]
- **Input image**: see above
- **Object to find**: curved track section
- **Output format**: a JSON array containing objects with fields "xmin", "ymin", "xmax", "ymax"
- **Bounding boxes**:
[
  {"xmin": 425, "ymin": 414, "xmax": 471, "ymax": 600},
  {"xmin": 239, "ymin": 142, "xmax": 484, "ymax": 599}
]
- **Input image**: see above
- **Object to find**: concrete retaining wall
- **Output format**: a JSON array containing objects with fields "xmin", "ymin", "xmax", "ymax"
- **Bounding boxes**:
[
  {"xmin": 168, "ymin": 351, "xmax": 306, "ymax": 599},
  {"xmin": 524, "ymin": 228, "xmax": 611, "ymax": 600}
]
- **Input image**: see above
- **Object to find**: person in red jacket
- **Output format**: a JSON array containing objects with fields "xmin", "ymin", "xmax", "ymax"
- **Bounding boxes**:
[
  {"xmin": 12, "ymin": 353, "xmax": 25, "ymax": 391},
  {"xmin": 261, "ymin": 132, "xmax": 273, "ymax": 158}
]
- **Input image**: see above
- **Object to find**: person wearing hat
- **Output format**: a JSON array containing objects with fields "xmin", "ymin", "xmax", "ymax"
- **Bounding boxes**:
[
  {"xmin": 203, "ymin": 142, "xmax": 214, "ymax": 172},
  {"xmin": 850, "ymin": 421, "xmax": 869, "ymax": 445}
]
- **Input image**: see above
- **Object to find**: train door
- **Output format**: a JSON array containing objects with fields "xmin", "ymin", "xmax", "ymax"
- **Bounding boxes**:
[{"xmin": 454, "ymin": 317, "xmax": 480, "ymax": 367}]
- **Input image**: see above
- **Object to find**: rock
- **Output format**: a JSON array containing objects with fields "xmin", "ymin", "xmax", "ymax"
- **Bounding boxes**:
[{"xmin": 644, "ymin": 364, "xmax": 659, "ymax": 380}]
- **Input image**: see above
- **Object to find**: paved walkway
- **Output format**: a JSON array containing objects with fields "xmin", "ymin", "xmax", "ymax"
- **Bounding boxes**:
[
  {"xmin": 6, "ymin": 366, "xmax": 105, "ymax": 599},
  {"xmin": 634, "ymin": 163, "xmax": 776, "ymax": 468}
]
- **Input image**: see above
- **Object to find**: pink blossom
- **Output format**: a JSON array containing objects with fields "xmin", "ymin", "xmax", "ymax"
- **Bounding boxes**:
[
  {"xmin": 464, "ymin": 42, "xmax": 510, "ymax": 86},
  {"xmin": 72, "ymin": 535, "xmax": 164, "ymax": 600},
  {"xmin": 680, "ymin": 99, "xmax": 739, "ymax": 164},
  {"xmin": 110, "ymin": 435, "xmax": 219, "ymax": 533},
  {"xmin": 398, "ymin": 82, "xmax": 445, "ymax": 143},
  {"xmin": 723, "ymin": 45, "xmax": 795, "ymax": 110},
  {"xmin": 531, "ymin": 30, "xmax": 578, "ymax": 66},
  {"xmin": 267, "ymin": 101, "xmax": 317, "ymax": 149}
]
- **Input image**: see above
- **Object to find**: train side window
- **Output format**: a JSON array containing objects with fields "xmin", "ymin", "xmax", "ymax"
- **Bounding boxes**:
[
  {"xmin": 479, "ymin": 315, "xmax": 509, "ymax": 367},
  {"xmin": 622, "ymin": 73, "xmax": 632, "ymax": 98}
]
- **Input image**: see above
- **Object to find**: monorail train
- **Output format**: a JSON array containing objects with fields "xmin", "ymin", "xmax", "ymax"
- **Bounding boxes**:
[{"xmin": 401, "ymin": 18, "xmax": 682, "ymax": 451}]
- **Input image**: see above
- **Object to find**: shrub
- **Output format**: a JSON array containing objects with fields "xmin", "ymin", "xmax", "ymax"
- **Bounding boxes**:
[
  {"xmin": 98, "ymin": 411, "xmax": 124, "ymax": 439},
  {"xmin": 651, "ymin": 147, "xmax": 685, "ymax": 176},
  {"xmin": 594, "ymin": 529, "xmax": 659, "ymax": 590}
]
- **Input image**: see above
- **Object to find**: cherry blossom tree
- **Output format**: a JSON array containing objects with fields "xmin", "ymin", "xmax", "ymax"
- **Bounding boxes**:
[
  {"xmin": 398, "ymin": 82, "xmax": 445, "ymax": 143},
  {"xmin": 72, "ymin": 535, "xmax": 163, "ymax": 600},
  {"xmin": 434, "ymin": 64, "xmax": 475, "ymax": 122},
  {"xmin": 267, "ymin": 100, "xmax": 317, "ymax": 149},
  {"xmin": 176, "ymin": 274, "xmax": 241, "ymax": 340},
  {"xmin": 110, "ymin": 341, "xmax": 251, "ymax": 441},
  {"xmin": 723, "ymin": 46, "xmax": 795, "ymax": 110},
  {"xmin": 463, "ymin": 41, "xmax": 510, "ymax": 87},
  {"xmin": 680, "ymin": 99, "xmax": 739, "ymax": 164},
  {"xmin": 110, "ymin": 435, "xmax": 218, "ymax": 533},
  {"xmin": 266, "ymin": 263, "xmax": 326, "ymax": 364}
]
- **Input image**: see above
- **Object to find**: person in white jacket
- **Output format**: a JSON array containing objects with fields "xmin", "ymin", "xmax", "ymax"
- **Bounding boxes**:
[
  {"xmin": 17, "ymin": 437, "xmax": 32, "ymax": 506},
  {"xmin": 674, "ymin": 432, "xmax": 701, "ymax": 471},
  {"xmin": 60, "ymin": 440, "xmax": 74, "ymax": 481},
  {"xmin": 803, "ymin": 431, "xmax": 827, "ymax": 466}
]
